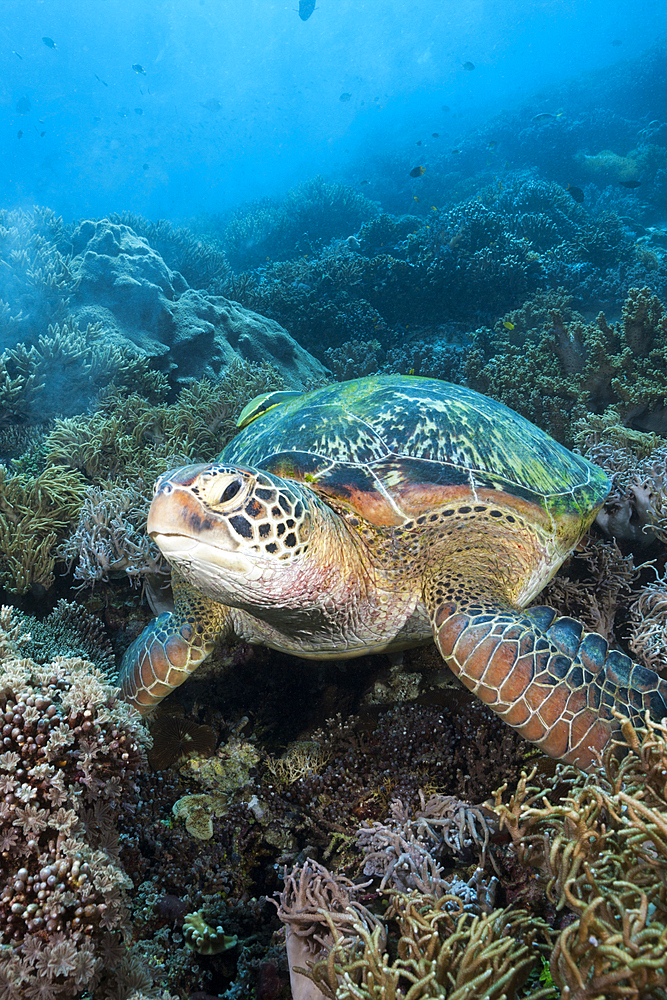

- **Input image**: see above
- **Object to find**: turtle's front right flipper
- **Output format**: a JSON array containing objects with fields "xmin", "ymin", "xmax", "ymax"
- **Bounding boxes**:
[
  {"xmin": 426, "ymin": 582, "xmax": 667, "ymax": 770},
  {"xmin": 119, "ymin": 573, "xmax": 232, "ymax": 715}
]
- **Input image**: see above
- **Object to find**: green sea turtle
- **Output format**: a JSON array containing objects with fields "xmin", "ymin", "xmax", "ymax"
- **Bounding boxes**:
[{"xmin": 119, "ymin": 375, "xmax": 667, "ymax": 769}]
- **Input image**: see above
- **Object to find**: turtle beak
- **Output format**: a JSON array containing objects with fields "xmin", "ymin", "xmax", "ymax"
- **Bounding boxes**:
[{"xmin": 148, "ymin": 465, "xmax": 215, "ymax": 541}]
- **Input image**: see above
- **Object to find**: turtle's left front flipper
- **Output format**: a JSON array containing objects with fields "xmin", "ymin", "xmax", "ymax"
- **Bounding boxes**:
[{"xmin": 426, "ymin": 584, "xmax": 667, "ymax": 770}]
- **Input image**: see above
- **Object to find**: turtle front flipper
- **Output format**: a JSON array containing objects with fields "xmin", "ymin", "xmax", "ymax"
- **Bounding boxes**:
[
  {"xmin": 119, "ymin": 572, "xmax": 232, "ymax": 715},
  {"xmin": 426, "ymin": 585, "xmax": 667, "ymax": 770}
]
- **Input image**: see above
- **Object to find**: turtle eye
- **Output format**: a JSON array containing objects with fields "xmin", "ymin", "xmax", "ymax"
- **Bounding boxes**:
[{"xmin": 218, "ymin": 478, "xmax": 244, "ymax": 505}]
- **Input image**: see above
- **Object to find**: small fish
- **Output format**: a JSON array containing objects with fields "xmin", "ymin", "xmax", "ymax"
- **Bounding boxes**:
[
  {"xmin": 619, "ymin": 179, "xmax": 641, "ymax": 189},
  {"xmin": 298, "ymin": 0, "xmax": 316, "ymax": 19},
  {"xmin": 339, "ymin": 92, "xmax": 351, "ymax": 102},
  {"xmin": 409, "ymin": 165, "xmax": 425, "ymax": 177},
  {"xmin": 95, "ymin": 73, "xmax": 108, "ymax": 87},
  {"xmin": 487, "ymin": 140, "xmax": 497, "ymax": 149},
  {"xmin": 16, "ymin": 96, "xmax": 31, "ymax": 114},
  {"xmin": 416, "ymin": 140, "xmax": 422, "ymax": 146},
  {"xmin": 132, "ymin": 64, "xmax": 146, "ymax": 75},
  {"xmin": 441, "ymin": 105, "xmax": 450, "ymax": 112},
  {"xmin": 451, "ymin": 148, "xmax": 461, "ymax": 155},
  {"xmin": 431, "ymin": 205, "xmax": 437, "ymax": 211},
  {"xmin": 413, "ymin": 196, "xmax": 419, "ymax": 202},
  {"xmin": 201, "ymin": 98, "xmax": 222, "ymax": 111},
  {"xmin": 17, "ymin": 130, "xmax": 23, "ymax": 139},
  {"xmin": 134, "ymin": 108, "xmax": 143, "ymax": 115},
  {"xmin": 611, "ymin": 38, "xmax": 622, "ymax": 46},
  {"xmin": 432, "ymin": 132, "xmax": 439, "ymax": 138},
  {"xmin": 462, "ymin": 61, "xmax": 475, "ymax": 71},
  {"xmin": 567, "ymin": 184, "xmax": 585, "ymax": 204},
  {"xmin": 42, "ymin": 36, "xmax": 56, "ymax": 49},
  {"xmin": 360, "ymin": 179, "xmax": 368, "ymax": 185},
  {"xmin": 13, "ymin": 51, "xmax": 22, "ymax": 60},
  {"xmin": 503, "ymin": 320, "xmax": 515, "ymax": 330},
  {"xmin": 93, "ymin": 116, "xmax": 102, "ymax": 122},
  {"xmin": 532, "ymin": 112, "xmax": 557, "ymax": 123},
  {"xmin": 143, "ymin": 163, "xmax": 149, "ymax": 170}
]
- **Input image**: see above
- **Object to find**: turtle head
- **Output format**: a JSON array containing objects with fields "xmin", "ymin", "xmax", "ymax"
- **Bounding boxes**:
[{"xmin": 148, "ymin": 462, "xmax": 326, "ymax": 608}]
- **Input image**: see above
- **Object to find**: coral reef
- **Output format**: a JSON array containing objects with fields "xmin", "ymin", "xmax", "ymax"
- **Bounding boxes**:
[
  {"xmin": 0, "ymin": 462, "xmax": 87, "ymax": 595},
  {"xmin": 0, "ymin": 607, "xmax": 150, "ymax": 999},
  {"xmin": 467, "ymin": 285, "xmax": 667, "ymax": 445},
  {"xmin": 222, "ymin": 176, "xmax": 379, "ymax": 271},
  {"xmin": 493, "ymin": 715, "xmax": 667, "ymax": 999},
  {"xmin": 14, "ymin": 599, "xmax": 116, "ymax": 677}
]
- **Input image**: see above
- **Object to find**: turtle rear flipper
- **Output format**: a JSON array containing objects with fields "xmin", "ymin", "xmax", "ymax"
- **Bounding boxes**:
[
  {"xmin": 427, "ymin": 586, "xmax": 667, "ymax": 770},
  {"xmin": 119, "ymin": 573, "xmax": 231, "ymax": 715}
]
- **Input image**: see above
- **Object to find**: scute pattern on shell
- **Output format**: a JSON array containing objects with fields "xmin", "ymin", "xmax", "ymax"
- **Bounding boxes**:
[{"xmin": 222, "ymin": 376, "xmax": 609, "ymax": 519}]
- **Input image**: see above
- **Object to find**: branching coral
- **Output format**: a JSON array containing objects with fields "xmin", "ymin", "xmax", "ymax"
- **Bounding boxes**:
[
  {"xmin": 468, "ymin": 286, "xmax": 667, "ymax": 445},
  {"xmin": 492, "ymin": 715, "xmax": 667, "ymax": 999},
  {"xmin": 57, "ymin": 483, "xmax": 168, "ymax": 590},
  {"xmin": 357, "ymin": 792, "xmax": 499, "ymax": 890},
  {"xmin": 0, "ymin": 462, "xmax": 87, "ymax": 594},
  {"xmin": 0, "ymin": 207, "xmax": 75, "ymax": 347},
  {"xmin": 223, "ymin": 176, "xmax": 379, "ymax": 271},
  {"xmin": 0, "ymin": 319, "xmax": 168, "ymax": 425}
]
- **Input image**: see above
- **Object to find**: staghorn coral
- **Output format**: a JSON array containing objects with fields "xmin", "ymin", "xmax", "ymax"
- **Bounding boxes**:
[
  {"xmin": 0, "ymin": 607, "xmax": 150, "ymax": 999},
  {"xmin": 0, "ymin": 462, "xmax": 87, "ymax": 594},
  {"xmin": 0, "ymin": 319, "xmax": 168, "ymax": 426},
  {"xmin": 0, "ymin": 207, "xmax": 75, "ymax": 349},
  {"xmin": 467, "ymin": 286, "xmax": 667, "ymax": 445},
  {"xmin": 492, "ymin": 715, "xmax": 667, "ymax": 999}
]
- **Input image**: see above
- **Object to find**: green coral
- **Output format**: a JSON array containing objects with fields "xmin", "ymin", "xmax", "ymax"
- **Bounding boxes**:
[
  {"xmin": 183, "ymin": 911, "xmax": 237, "ymax": 954},
  {"xmin": 493, "ymin": 715, "xmax": 667, "ymax": 999},
  {"xmin": 0, "ymin": 463, "xmax": 87, "ymax": 593},
  {"xmin": 467, "ymin": 285, "xmax": 667, "ymax": 445}
]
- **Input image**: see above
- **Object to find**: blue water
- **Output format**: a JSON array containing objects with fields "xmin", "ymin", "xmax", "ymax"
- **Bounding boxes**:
[{"xmin": 4, "ymin": 0, "xmax": 666, "ymax": 220}]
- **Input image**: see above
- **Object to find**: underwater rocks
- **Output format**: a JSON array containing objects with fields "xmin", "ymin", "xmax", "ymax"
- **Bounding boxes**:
[{"xmin": 68, "ymin": 219, "xmax": 327, "ymax": 388}]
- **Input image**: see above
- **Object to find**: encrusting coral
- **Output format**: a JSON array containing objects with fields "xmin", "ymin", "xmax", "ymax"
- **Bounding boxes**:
[{"xmin": 0, "ymin": 606, "xmax": 151, "ymax": 999}]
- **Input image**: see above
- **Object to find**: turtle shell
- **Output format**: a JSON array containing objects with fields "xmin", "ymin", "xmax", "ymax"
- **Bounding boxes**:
[{"xmin": 220, "ymin": 376, "xmax": 609, "ymax": 529}]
